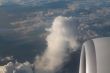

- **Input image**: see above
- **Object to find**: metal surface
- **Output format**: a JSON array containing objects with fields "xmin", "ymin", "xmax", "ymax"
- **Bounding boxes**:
[{"xmin": 79, "ymin": 37, "xmax": 110, "ymax": 73}]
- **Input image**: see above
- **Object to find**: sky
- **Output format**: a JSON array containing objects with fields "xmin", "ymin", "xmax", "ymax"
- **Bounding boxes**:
[{"xmin": 0, "ymin": 0, "xmax": 110, "ymax": 73}]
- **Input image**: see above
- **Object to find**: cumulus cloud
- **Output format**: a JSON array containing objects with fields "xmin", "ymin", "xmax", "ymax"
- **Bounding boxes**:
[
  {"xmin": 0, "ymin": 61, "xmax": 33, "ymax": 73},
  {"xmin": 14, "ymin": 61, "xmax": 33, "ymax": 73},
  {"xmin": 35, "ymin": 16, "xmax": 80, "ymax": 73},
  {"xmin": 0, "ymin": 16, "xmax": 80, "ymax": 73},
  {"xmin": 0, "ymin": 56, "xmax": 14, "ymax": 62},
  {"xmin": 0, "ymin": 62, "xmax": 14, "ymax": 73},
  {"xmin": 1, "ymin": 10, "xmax": 110, "ymax": 73}
]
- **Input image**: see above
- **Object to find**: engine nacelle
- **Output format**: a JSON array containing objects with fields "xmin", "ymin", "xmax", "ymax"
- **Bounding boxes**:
[{"xmin": 79, "ymin": 37, "xmax": 110, "ymax": 73}]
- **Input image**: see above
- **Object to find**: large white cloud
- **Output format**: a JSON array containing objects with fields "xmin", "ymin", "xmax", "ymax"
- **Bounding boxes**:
[
  {"xmin": 0, "ymin": 16, "xmax": 80, "ymax": 73},
  {"xmin": 34, "ymin": 16, "xmax": 80, "ymax": 73}
]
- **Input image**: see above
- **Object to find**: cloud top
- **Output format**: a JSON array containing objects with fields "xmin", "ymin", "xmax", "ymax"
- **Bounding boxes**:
[
  {"xmin": 0, "ymin": 61, "xmax": 33, "ymax": 73},
  {"xmin": 35, "ymin": 16, "xmax": 79, "ymax": 73}
]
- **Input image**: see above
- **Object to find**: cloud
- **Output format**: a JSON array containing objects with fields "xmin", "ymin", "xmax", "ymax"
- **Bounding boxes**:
[
  {"xmin": 14, "ymin": 61, "xmax": 33, "ymax": 73},
  {"xmin": 1, "ymin": 1, "xmax": 110, "ymax": 73},
  {"xmin": 0, "ymin": 62, "xmax": 14, "ymax": 73},
  {"xmin": 0, "ymin": 16, "xmax": 80, "ymax": 73},
  {"xmin": 0, "ymin": 61, "xmax": 33, "ymax": 73},
  {"xmin": 0, "ymin": 0, "xmax": 64, "ymax": 6},
  {"xmin": 0, "ymin": 0, "xmax": 38, "ymax": 6},
  {"xmin": 0, "ymin": 56, "xmax": 14, "ymax": 62},
  {"xmin": 0, "ymin": 16, "xmax": 79, "ymax": 73},
  {"xmin": 11, "ymin": 13, "xmax": 52, "ymax": 35},
  {"xmin": 34, "ymin": 16, "xmax": 80, "ymax": 73},
  {"xmin": 0, "ymin": 0, "xmax": 4, "ymax": 6}
]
